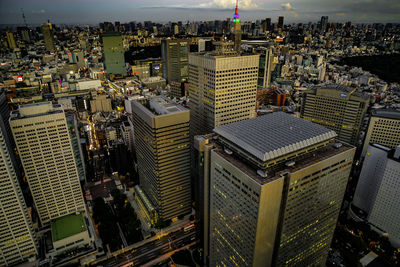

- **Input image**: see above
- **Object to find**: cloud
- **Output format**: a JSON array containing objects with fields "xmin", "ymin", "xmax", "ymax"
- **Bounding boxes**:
[
  {"xmin": 280, "ymin": 2, "xmax": 298, "ymax": 17},
  {"xmin": 281, "ymin": 3, "xmax": 294, "ymax": 11},
  {"xmin": 336, "ymin": 12, "xmax": 345, "ymax": 17},
  {"xmin": 199, "ymin": 0, "xmax": 258, "ymax": 10},
  {"xmin": 32, "ymin": 9, "xmax": 46, "ymax": 14}
]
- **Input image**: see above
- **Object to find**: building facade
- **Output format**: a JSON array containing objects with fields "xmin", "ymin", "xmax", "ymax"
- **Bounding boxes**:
[
  {"xmin": 0, "ymin": 112, "xmax": 38, "ymax": 266},
  {"xmin": 41, "ymin": 23, "xmax": 55, "ymax": 52},
  {"xmin": 132, "ymin": 97, "xmax": 191, "ymax": 221},
  {"xmin": 188, "ymin": 52, "xmax": 258, "ymax": 137},
  {"xmin": 361, "ymin": 109, "xmax": 400, "ymax": 156},
  {"xmin": 352, "ymin": 144, "xmax": 400, "ymax": 247},
  {"xmin": 10, "ymin": 102, "xmax": 86, "ymax": 225},
  {"xmin": 301, "ymin": 85, "xmax": 369, "ymax": 146},
  {"xmin": 102, "ymin": 33, "xmax": 126, "ymax": 76},
  {"xmin": 161, "ymin": 39, "xmax": 189, "ymax": 83},
  {"xmin": 195, "ymin": 112, "xmax": 355, "ymax": 266}
]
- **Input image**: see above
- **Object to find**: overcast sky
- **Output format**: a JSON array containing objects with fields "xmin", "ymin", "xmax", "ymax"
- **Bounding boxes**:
[{"xmin": 0, "ymin": 0, "xmax": 399, "ymax": 25}]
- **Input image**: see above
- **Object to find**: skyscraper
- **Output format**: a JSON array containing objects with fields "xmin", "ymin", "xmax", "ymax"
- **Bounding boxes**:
[
  {"xmin": 132, "ymin": 97, "xmax": 191, "ymax": 221},
  {"xmin": 10, "ymin": 102, "xmax": 86, "ymax": 225},
  {"xmin": 265, "ymin": 18, "xmax": 272, "ymax": 31},
  {"xmin": 361, "ymin": 109, "xmax": 400, "ymax": 156},
  {"xmin": 320, "ymin": 16, "xmax": 329, "ymax": 33},
  {"xmin": 352, "ymin": 144, "xmax": 400, "ymax": 246},
  {"xmin": 0, "ymin": 102, "xmax": 38, "ymax": 267},
  {"xmin": 6, "ymin": 30, "xmax": 17, "ymax": 49},
  {"xmin": 102, "ymin": 33, "xmax": 126, "ymax": 76},
  {"xmin": 195, "ymin": 112, "xmax": 355, "ymax": 266},
  {"xmin": 41, "ymin": 23, "xmax": 55, "ymax": 52},
  {"xmin": 301, "ymin": 85, "xmax": 369, "ymax": 146},
  {"xmin": 188, "ymin": 52, "xmax": 259, "ymax": 137},
  {"xmin": 232, "ymin": 0, "xmax": 242, "ymax": 52},
  {"xmin": 258, "ymin": 47, "xmax": 274, "ymax": 88},
  {"xmin": 161, "ymin": 39, "xmax": 189, "ymax": 82},
  {"xmin": 278, "ymin": 16, "xmax": 284, "ymax": 29}
]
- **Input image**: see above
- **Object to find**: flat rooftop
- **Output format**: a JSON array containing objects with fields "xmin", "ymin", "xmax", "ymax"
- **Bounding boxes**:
[
  {"xmin": 51, "ymin": 213, "xmax": 87, "ymax": 242},
  {"xmin": 10, "ymin": 102, "xmax": 63, "ymax": 120},
  {"xmin": 216, "ymin": 140, "xmax": 353, "ymax": 185},
  {"xmin": 148, "ymin": 96, "xmax": 187, "ymax": 115},
  {"xmin": 371, "ymin": 108, "xmax": 400, "ymax": 120},
  {"xmin": 310, "ymin": 84, "xmax": 370, "ymax": 100},
  {"xmin": 214, "ymin": 112, "xmax": 337, "ymax": 162}
]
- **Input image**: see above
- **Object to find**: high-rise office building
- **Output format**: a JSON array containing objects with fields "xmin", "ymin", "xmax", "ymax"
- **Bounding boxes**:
[
  {"xmin": 132, "ymin": 97, "xmax": 191, "ymax": 221},
  {"xmin": 161, "ymin": 39, "xmax": 189, "ymax": 82},
  {"xmin": 361, "ymin": 109, "xmax": 400, "ymax": 156},
  {"xmin": 6, "ymin": 30, "xmax": 17, "ymax": 49},
  {"xmin": 194, "ymin": 112, "xmax": 355, "ymax": 266},
  {"xmin": 102, "ymin": 33, "xmax": 126, "ymax": 76},
  {"xmin": 0, "ymin": 104, "xmax": 38, "ymax": 267},
  {"xmin": 232, "ymin": 0, "xmax": 242, "ymax": 52},
  {"xmin": 301, "ymin": 85, "xmax": 369, "ymax": 146},
  {"xmin": 264, "ymin": 18, "xmax": 272, "ymax": 31},
  {"xmin": 41, "ymin": 23, "xmax": 55, "ymax": 52},
  {"xmin": 10, "ymin": 102, "xmax": 86, "ymax": 225},
  {"xmin": 278, "ymin": 16, "xmax": 284, "ymax": 29},
  {"xmin": 258, "ymin": 47, "xmax": 274, "ymax": 88},
  {"xmin": 320, "ymin": 16, "xmax": 329, "ymax": 32},
  {"xmin": 66, "ymin": 113, "xmax": 86, "ymax": 182},
  {"xmin": 188, "ymin": 52, "xmax": 258, "ymax": 137},
  {"xmin": 352, "ymin": 144, "xmax": 400, "ymax": 247}
]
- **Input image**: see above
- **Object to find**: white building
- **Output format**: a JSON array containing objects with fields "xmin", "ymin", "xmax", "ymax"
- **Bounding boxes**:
[
  {"xmin": 0, "ymin": 118, "xmax": 38, "ymax": 266},
  {"xmin": 10, "ymin": 102, "xmax": 86, "ymax": 225},
  {"xmin": 352, "ymin": 144, "xmax": 400, "ymax": 247},
  {"xmin": 189, "ymin": 52, "xmax": 259, "ymax": 137}
]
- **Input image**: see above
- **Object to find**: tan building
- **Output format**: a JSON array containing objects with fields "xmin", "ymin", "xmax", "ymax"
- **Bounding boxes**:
[
  {"xmin": 90, "ymin": 94, "xmax": 112, "ymax": 113},
  {"xmin": 301, "ymin": 85, "xmax": 369, "ymax": 146},
  {"xmin": 0, "ymin": 116, "xmax": 38, "ymax": 266},
  {"xmin": 6, "ymin": 30, "xmax": 17, "ymax": 49},
  {"xmin": 41, "ymin": 23, "xmax": 55, "ymax": 52},
  {"xmin": 361, "ymin": 109, "xmax": 400, "ymax": 156},
  {"xmin": 194, "ymin": 112, "xmax": 355, "ymax": 266},
  {"xmin": 10, "ymin": 102, "xmax": 86, "ymax": 225},
  {"xmin": 132, "ymin": 97, "xmax": 191, "ymax": 221},
  {"xmin": 189, "ymin": 52, "xmax": 259, "ymax": 137}
]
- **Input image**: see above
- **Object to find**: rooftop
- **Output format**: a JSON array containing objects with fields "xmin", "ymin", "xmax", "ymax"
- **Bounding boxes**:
[
  {"xmin": 371, "ymin": 108, "xmax": 400, "ymax": 120},
  {"xmin": 148, "ymin": 96, "xmax": 187, "ymax": 115},
  {"xmin": 310, "ymin": 84, "xmax": 370, "ymax": 100},
  {"xmin": 213, "ymin": 112, "xmax": 337, "ymax": 162},
  {"xmin": 10, "ymin": 102, "xmax": 63, "ymax": 120},
  {"xmin": 51, "ymin": 213, "xmax": 87, "ymax": 242}
]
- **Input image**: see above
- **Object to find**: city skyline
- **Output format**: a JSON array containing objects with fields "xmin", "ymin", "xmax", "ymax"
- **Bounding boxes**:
[{"xmin": 1, "ymin": 0, "xmax": 400, "ymax": 25}]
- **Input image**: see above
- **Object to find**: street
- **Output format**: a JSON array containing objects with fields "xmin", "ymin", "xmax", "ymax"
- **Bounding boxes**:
[{"xmin": 92, "ymin": 224, "xmax": 197, "ymax": 266}]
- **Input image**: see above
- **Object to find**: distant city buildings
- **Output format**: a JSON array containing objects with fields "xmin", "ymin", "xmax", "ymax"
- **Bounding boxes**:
[
  {"xmin": 195, "ymin": 112, "xmax": 355, "ymax": 266},
  {"xmin": 361, "ymin": 109, "xmax": 400, "ymax": 156},
  {"xmin": 161, "ymin": 39, "xmax": 189, "ymax": 83},
  {"xmin": 188, "ymin": 52, "xmax": 259, "ymax": 137},
  {"xmin": 41, "ymin": 23, "xmax": 55, "ymax": 52},
  {"xmin": 352, "ymin": 144, "xmax": 400, "ymax": 247},
  {"xmin": 132, "ymin": 97, "xmax": 191, "ymax": 222},
  {"xmin": 102, "ymin": 33, "xmax": 126, "ymax": 76},
  {"xmin": 10, "ymin": 102, "xmax": 86, "ymax": 225},
  {"xmin": 301, "ymin": 85, "xmax": 369, "ymax": 146}
]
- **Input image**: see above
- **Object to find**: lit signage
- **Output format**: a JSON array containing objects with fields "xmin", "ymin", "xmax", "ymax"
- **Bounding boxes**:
[
  {"xmin": 16, "ymin": 76, "xmax": 23, "ymax": 82},
  {"xmin": 154, "ymin": 66, "xmax": 160, "ymax": 70},
  {"xmin": 340, "ymin": 93, "xmax": 347, "ymax": 98}
]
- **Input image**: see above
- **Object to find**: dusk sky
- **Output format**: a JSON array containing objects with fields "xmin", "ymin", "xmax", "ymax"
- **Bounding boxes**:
[{"xmin": 0, "ymin": 0, "xmax": 399, "ymax": 25}]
